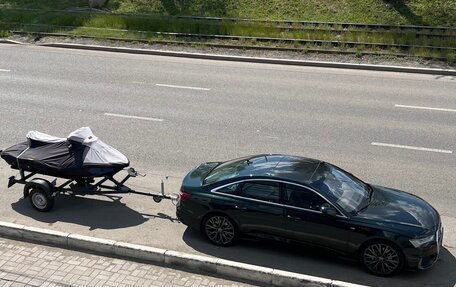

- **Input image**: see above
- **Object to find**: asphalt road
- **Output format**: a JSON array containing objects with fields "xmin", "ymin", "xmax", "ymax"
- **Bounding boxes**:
[{"xmin": 0, "ymin": 43, "xmax": 455, "ymax": 287}]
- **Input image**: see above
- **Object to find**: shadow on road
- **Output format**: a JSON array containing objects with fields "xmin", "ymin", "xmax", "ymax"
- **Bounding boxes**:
[
  {"xmin": 183, "ymin": 228, "xmax": 456, "ymax": 287},
  {"xmin": 434, "ymin": 75, "xmax": 456, "ymax": 81},
  {"xmin": 140, "ymin": 212, "xmax": 179, "ymax": 223},
  {"xmin": 11, "ymin": 195, "xmax": 149, "ymax": 230}
]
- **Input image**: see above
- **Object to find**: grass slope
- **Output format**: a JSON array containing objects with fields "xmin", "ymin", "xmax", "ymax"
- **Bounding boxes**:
[
  {"xmin": 1, "ymin": 0, "xmax": 454, "ymax": 63},
  {"xmin": 1, "ymin": 0, "xmax": 455, "ymax": 26}
]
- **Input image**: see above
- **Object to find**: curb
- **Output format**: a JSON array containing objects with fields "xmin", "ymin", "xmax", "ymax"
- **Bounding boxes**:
[
  {"xmin": 38, "ymin": 42, "xmax": 456, "ymax": 76},
  {"xmin": 0, "ymin": 221, "xmax": 369, "ymax": 287},
  {"xmin": 0, "ymin": 39, "xmax": 23, "ymax": 45}
]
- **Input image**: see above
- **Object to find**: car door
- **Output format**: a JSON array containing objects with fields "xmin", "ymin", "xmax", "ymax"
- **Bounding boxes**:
[
  {"xmin": 213, "ymin": 180, "xmax": 286, "ymax": 237},
  {"xmin": 283, "ymin": 183, "xmax": 353, "ymax": 252}
]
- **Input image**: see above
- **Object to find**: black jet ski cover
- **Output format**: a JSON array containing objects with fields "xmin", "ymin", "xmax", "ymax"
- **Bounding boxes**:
[{"xmin": 0, "ymin": 127, "xmax": 129, "ymax": 179}]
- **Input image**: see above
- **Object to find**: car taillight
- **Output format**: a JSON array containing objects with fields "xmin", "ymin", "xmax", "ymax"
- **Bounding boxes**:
[{"xmin": 179, "ymin": 188, "xmax": 191, "ymax": 203}]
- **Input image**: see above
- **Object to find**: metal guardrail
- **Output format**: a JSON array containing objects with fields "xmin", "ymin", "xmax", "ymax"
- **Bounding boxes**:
[
  {"xmin": 7, "ymin": 30, "xmax": 448, "ymax": 60},
  {"xmin": 1, "ymin": 5, "xmax": 453, "ymax": 61},
  {"xmin": 175, "ymin": 15, "xmax": 456, "ymax": 30},
  {"xmin": 1, "ymin": 6, "xmax": 455, "ymax": 32},
  {"xmin": 260, "ymin": 27, "xmax": 454, "ymax": 38},
  {"xmin": 2, "ymin": 23, "xmax": 454, "ymax": 53},
  {"xmin": 152, "ymin": 32, "xmax": 455, "ymax": 51}
]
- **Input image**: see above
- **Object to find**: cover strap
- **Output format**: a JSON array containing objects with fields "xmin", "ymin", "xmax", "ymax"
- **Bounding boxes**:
[{"xmin": 16, "ymin": 147, "xmax": 30, "ymax": 170}]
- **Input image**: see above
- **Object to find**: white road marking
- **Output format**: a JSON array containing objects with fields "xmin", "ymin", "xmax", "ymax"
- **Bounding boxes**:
[
  {"xmin": 371, "ymin": 142, "xmax": 452, "ymax": 154},
  {"xmin": 395, "ymin": 104, "xmax": 456, "ymax": 113},
  {"xmin": 0, "ymin": 69, "xmax": 11, "ymax": 72},
  {"xmin": 264, "ymin": 136, "xmax": 279, "ymax": 139},
  {"xmin": 156, "ymin": 84, "xmax": 210, "ymax": 91},
  {"xmin": 104, "ymin": 113, "xmax": 164, "ymax": 122}
]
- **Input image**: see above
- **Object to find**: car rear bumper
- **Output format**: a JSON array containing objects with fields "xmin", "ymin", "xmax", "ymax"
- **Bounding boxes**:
[{"xmin": 176, "ymin": 206, "xmax": 202, "ymax": 231}]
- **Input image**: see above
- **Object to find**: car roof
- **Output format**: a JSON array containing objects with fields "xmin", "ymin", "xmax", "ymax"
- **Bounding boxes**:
[{"xmin": 231, "ymin": 154, "xmax": 322, "ymax": 184}]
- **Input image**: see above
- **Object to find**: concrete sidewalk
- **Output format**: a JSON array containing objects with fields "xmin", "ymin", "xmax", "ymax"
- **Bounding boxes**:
[
  {"xmin": 1, "ymin": 221, "xmax": 365, "ymax": 287},
  {"xmin": 0, "ymin": 237, "xmax": 257, "ymax": 287}
]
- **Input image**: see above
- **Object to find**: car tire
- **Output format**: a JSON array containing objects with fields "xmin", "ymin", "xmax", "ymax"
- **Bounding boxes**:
[
  {"xmin": 359, "ymin": 240, "xmax": 404, "ymax": 276},
  {"xmin": 203, "ymin": 214, "xmax": 238, "ymax": 246},
  {"xmin": 29, "ymin": 187, "xmax": 54, "ymax": 212}
]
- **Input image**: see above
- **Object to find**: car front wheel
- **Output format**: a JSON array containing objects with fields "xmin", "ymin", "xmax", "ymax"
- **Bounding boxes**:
[
  {"xmin": 203, "ymin": 214, "xmax": 238, "ymax": 246},
  {"xmin": 360, "ymin": 241, "xmax": 404, "ymax": 276}
]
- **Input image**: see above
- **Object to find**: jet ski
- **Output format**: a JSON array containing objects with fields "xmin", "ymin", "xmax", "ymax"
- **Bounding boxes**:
[{"xmin": 1, "ymin": 127, "xmax": 129, "ymax": 179}]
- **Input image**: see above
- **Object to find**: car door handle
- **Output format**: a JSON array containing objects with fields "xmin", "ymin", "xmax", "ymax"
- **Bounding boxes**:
[
  {"xmin": 287, "ymin": 215, "xmax": 301, "ymax": 221},
  {"xmin": 234, "ymin": 205, "xmax": 248, "ymax": 210}
]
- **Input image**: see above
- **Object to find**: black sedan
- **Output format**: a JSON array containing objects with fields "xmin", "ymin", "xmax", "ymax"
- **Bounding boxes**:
[{"xmin": 176, "ymin": 154, "xmax": 443, "ymax": 276}]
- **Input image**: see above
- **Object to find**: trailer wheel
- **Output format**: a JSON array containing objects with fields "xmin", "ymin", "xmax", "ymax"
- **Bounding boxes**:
[
  {"xmin": 153, "ymin": 196, "xmax": 162, "ymax": 203},
  {"xmin": 29, "ymin": 187, "xmax": 54, "ymax": 212}
]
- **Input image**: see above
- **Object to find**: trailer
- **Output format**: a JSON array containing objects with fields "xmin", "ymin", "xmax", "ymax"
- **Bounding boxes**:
[
  {"xmin": 1, "ymin": 127, "xmax": 178, "ymax": 212},
  {"xmin": 6, "ymin": 167, "xmax": 177, "ymax": 212}
]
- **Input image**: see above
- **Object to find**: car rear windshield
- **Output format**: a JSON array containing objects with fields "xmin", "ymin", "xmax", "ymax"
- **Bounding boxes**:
[
  {"xmin": 203, "ymin": 156, "xmax": 252, "ymax": 185},
  {"xmin": 203, "ymin": 155, "xmax": 283, "ymax": 185},
  {"xmin": 309, "ymin": 163, "xmax": 369, "ymax": 214}
]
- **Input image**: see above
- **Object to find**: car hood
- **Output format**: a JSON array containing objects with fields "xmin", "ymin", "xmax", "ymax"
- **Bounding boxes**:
[{"xmin": 354, "ymin": 185, "xmax": 439, "ymax": 230}]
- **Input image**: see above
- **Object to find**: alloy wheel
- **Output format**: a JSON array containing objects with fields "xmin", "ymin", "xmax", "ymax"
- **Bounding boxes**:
[
  {"xmin": 363, "ymin": 243, "xmax": 400, "ymax": 275},
  {"xmin": 204, "ymin": 215, "xmax": 236, "ymax": 246}
]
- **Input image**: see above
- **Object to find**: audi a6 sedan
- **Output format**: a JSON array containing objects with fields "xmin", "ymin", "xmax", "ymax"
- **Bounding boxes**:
[{"xmin": 176, "ymin": 154, "xmax": 443, "ymax": 276}]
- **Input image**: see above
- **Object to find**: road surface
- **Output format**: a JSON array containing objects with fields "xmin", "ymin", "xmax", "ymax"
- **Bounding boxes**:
[{"xmin": 0, "ymin": 43, "xmax": 455, "ymax": 286}]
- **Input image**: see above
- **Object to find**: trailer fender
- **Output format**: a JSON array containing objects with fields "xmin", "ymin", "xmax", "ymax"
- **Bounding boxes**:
[{"xmin": 24, "ymin": 178, "xmax": 55, "ymax": 199}]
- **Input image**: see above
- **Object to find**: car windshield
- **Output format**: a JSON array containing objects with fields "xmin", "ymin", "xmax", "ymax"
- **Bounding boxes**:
[{"xmin": 309, "ymin": 163, "xmax": 370, "ymax": 215}]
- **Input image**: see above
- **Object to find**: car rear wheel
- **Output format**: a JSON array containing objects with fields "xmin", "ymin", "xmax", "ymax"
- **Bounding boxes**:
[
  {"xmin": 203, "ymin": 214, "xmax": 238, "ymax": 246},
  {"xmin": 360, "ymin": 241, "xmax": 404, "ymax": 276},
  {"xmin": 29, "ymin": 187, "xmax": 54, "ymax": 212}
]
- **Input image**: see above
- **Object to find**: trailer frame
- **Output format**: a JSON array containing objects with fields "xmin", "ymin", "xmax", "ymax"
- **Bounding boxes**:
[{"xmin": 7, "ymin": 167, "xmax": 178, "ymax": 212}]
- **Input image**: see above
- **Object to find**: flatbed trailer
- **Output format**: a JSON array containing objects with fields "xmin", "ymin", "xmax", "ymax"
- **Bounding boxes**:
[{"xmin": 6, "ymin": 167, "xmax": 178, "ymax": 212}]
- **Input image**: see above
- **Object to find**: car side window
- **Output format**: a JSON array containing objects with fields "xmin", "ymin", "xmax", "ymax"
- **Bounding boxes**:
[
  {"xmin": 286, "ymin": 184, "xmax": 327, "ymax": 211},
  {"xmin": 216, "ymin": 183, "xmax": 240, "ymax": 194},
  {"xmin": 239, "ymin": 181, "xmax": 280, "ymax": 203}
]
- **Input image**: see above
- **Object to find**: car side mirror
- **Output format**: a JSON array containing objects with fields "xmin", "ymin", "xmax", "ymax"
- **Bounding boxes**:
[{"xmin": 321, "ymin": 205, "xmax": 338, "ymax": 217}]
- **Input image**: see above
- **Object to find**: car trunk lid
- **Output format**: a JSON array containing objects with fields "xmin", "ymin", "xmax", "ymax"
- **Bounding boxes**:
[{"xmin": 182, "ymin": 162, "xmax": 220, "ymax": 189}]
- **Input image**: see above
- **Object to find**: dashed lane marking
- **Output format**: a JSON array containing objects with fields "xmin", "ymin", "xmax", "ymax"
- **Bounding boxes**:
[
  {"xmin": 104, "ymin": 113, "xmax": 164, "ymax": 122},
  {"xmin": 371, "ymin": 142, "xmax": 452, "ymax": 154},
  {"xmin": 156, "ymin": 84, "xmax": 210, "ymax": 91},
  {"xmin": 395, "ymin": 104, "xmax": 456, "ymax": 113}
]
